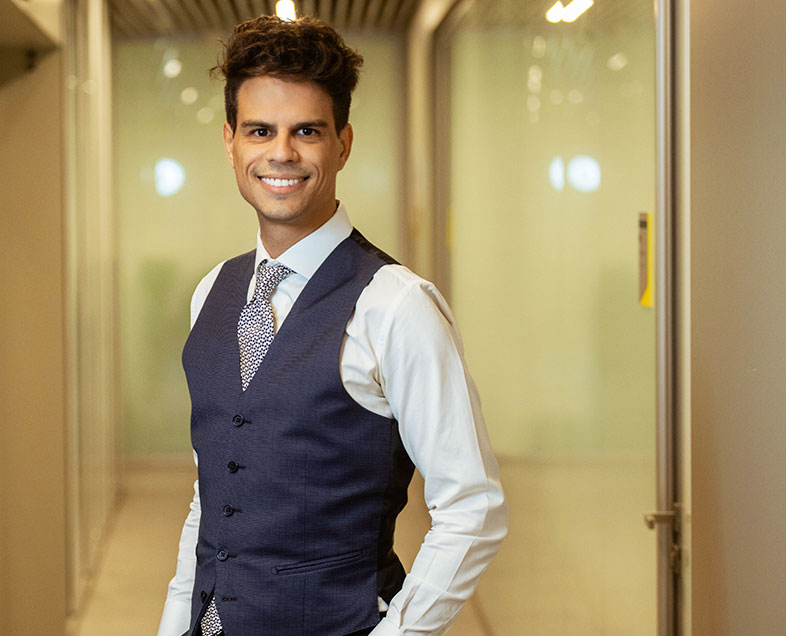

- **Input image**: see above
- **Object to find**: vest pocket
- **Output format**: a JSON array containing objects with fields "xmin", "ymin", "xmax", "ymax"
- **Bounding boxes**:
[{"xmin": 272, "ymin": 549, "xmax": 364, "ymax": 575}]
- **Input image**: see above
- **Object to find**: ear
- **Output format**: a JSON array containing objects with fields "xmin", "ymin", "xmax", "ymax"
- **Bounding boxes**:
[
  {"xmin": 337, "ymin": 123, "xmax": 353, "ymax": 171},
  {"xmin": 222, "ymin": 122, "xmax": 236, "ymax": 168}
]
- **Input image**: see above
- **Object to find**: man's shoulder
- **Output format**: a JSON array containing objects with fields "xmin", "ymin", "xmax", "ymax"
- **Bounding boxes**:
[
  {"xmin": 354, "ymin": 262, "xmax": 459, "ymax": 362},
  {"xmin": 370, "ymin": 262, "xmax": 429, "ymax": 291},
  {"xmin": 362, "ymin": 262, "xmax": 450, "ymax": 324},
  {"xmin": 347, "ymin": 228, "xmax": 399, "ymax": 267}
]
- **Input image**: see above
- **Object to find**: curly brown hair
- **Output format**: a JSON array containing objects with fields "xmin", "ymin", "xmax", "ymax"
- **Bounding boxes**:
[{"xmin": 212, "ymin": 15, "xmax": 364, "ymax": 133}]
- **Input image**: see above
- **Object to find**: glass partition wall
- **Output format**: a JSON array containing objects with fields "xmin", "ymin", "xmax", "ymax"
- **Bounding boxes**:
[{"xmin": 436, "ymin": 2, "xmax": 658, "ymax": 633}]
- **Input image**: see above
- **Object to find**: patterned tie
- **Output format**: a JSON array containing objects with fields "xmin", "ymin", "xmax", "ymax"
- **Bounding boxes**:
[
  {"xmin": 200, "ymin": 598, "xmax": 223, "ymax": 636},
  {"xmin": 237, "ymin": 260, "xmax": 292, "ymax": 391}
]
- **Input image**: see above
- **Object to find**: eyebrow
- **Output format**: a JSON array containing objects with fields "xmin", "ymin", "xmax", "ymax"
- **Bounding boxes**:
[{"xmin": 239, "ymin": 119, "xmax": 330, "ymax": 130}]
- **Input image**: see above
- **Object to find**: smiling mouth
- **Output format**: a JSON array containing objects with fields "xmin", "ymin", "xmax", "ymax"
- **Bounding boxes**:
[{"xmin": 258, "ymin": 176, "xmax": 308, "ymax": 187}]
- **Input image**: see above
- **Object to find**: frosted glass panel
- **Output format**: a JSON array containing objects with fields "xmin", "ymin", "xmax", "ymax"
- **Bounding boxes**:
[{"xmin": 439, "ymin": 4, "xmax": 657, "ymax": 634}]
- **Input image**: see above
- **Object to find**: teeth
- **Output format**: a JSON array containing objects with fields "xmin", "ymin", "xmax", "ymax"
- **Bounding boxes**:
[{"xmin": 261, "ymin": 177, "xmax": 304, "ymax": 187}]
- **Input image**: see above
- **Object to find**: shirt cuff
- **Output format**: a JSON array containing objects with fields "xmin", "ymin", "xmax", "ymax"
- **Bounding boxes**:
[
  {"xmin": 157, "ymin": 598, "xmax": 192, "ymax": 636},
  {"xmin": 369, "ymin": 616, "xmax": 402, "ymax": 636}
]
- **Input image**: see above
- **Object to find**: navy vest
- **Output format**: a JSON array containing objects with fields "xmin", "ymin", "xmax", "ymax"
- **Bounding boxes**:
[{"xmin": 182, "ymin": 230, "xmax": 415, "ymax": 636}]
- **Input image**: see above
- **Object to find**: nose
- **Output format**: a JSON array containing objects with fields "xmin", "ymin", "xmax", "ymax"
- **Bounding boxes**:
[{"xmin": 269, "ymin": 131, "xmax": 298, "ymax": 164}]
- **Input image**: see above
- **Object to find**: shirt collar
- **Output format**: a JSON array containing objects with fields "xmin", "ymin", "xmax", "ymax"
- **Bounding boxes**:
[{"xmin": 253, "ymin": 202, "xmax": 353, "ymax": 281}]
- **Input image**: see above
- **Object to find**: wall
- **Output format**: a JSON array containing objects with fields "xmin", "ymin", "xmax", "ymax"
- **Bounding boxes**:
[
  {"xmin": 689, "ymin": 1, "xmax": 786, "ymax": 634},
  {"xmin": 114, "ymin": 33, "xmax": 405, "ymax": 459},
  {"xmin": 0, "ymin": 50, "xmax": 67, "ymax": 636},
  {"xmin": 0, "ymin": 0, "xmax": 117, "ymax": 629}
]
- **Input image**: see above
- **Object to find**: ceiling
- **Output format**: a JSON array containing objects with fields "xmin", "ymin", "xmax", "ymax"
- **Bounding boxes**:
[
  {"xmin": 456, "ymin": 0, "xmax": 655, "ymax": 32},
  {"xmin": 109, "ymin": 0, "xmax": 655, "ymax": 39},
  {"xmin": 109, "ymin": 0, "xmax": 423, "ymax": 38}
]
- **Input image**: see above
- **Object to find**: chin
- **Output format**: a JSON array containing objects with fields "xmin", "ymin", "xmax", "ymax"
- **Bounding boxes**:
[{"xmin": 257, "ymin": 207, "xmax": 306, "ymax": 225}]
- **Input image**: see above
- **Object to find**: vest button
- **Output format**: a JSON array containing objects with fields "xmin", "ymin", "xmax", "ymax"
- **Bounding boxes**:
[
  {"xmin": 227, "ymin": 461, "xmax": 239, "ymax": 473},
  {"xmin": 222, "ymin": 504, "xmax": 235, "ymax": 517},
  {"xmin": 232, "ymin": 414, "xmax": 244, "ymax": 426},
  {"xmin": 200, "ymin": 590, "xmax": 207, "ymax": 602},
  {"xmin": 216, "ymin": 549, "xmax": 229, "ymax": 561}
]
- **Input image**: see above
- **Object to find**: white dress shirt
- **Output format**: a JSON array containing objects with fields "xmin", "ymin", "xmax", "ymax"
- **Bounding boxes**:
[{"xmin": 157, "ymin": 204, "xmax": 507, "ymax": 636}]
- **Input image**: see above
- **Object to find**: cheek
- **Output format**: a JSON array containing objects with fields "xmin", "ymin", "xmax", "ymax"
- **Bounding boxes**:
[{"xmin": 235, "ymin": 149, "xmax": 258, "ymax": 173}]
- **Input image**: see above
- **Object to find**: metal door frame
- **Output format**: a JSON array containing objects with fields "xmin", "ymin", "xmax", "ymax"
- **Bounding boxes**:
[
  {"xmin": 654, "ymin": 0, "xmax": 681, "ymax": 634},
  {"xmin": 424, "ymin": 0, "xmax": 682, "ymax": 633}
]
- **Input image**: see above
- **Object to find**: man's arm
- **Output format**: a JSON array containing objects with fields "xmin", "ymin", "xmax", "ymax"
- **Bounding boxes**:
[
  {"xmin": 367, "ymin": 276, "xmax": 508, "ymax": 635},
  {"xmin": 158, "ymin": 264, "xmax": 223, "ymax": 636},
  {"xmin": 157, "ymin": 466, "xmax": 200, "ymax": 636}
]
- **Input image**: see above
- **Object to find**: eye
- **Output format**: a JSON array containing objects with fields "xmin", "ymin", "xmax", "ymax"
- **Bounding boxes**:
[
  {"xmin": 299, "ymin": 127, "xmax": 319, "ymax": 137},
  {"xmin": 252, "ymin": 128, "xmax": 271, "ymax": 137}
]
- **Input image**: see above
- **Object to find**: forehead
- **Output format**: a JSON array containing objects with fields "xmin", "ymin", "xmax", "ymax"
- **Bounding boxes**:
[{"xmin": 236, "ymin": 76, "xmax": 335, "ymax": 122}]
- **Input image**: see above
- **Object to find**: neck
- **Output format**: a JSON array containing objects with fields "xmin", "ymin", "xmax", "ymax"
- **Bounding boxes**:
[
  {"xmin": 256, "ymin": 204, "xmax": 337, "ymax": 259},
  {"xmin": 258, "ymin": 225, "xmax": 311, "ymax": 259}
]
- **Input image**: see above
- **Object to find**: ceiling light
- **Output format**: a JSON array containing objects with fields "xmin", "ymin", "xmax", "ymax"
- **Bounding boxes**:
[
  {"xmin": 561, "ymin": 0, "xmax": 594, "ymax": 22},
  {"xmin": 546, "ymin": 2, "xmax": 564, "ymax": 23},
  {"xmin": 546, "ymin": 0, "xmax": 594, "ymax": 23},
  {"xmin": 276, "ymin": 0, "xmax": 297, "ymax": 21}
]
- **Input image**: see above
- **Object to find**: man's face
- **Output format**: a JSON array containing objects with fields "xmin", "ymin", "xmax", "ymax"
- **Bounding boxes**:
[{"xmin": 223, "ymin": 75, "xmax": 352, "ymax": 242}]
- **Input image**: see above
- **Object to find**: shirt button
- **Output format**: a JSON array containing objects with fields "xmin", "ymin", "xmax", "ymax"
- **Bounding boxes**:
[
  {"xmin": 200, "ymin": 590, "xmax": 207, "ymax": 602},
  {"xmin": 227, "ymin": 461, "xmax": 240, "ymax": 473},
  {"xmin": 222, "ymin": 504, "xmax": 235, "ymax": 517},
  {"xmin": 232, "ymin": 414, "xmax": 244, "ymax": 426},
  {"xmin": 216, "ymin": 549, "xmax": 229, "ymax": 561}
]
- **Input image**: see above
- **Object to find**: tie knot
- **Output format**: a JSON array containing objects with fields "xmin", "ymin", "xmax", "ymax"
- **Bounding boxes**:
[{"xmin": 254, "ymin": 260, "xmax": 292, "ymax": 301}]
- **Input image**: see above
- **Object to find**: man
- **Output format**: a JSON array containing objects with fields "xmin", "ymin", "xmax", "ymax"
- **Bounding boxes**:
[{"xmin": 158, "ymin": 15, "xmax": 506, "ymax": 636}]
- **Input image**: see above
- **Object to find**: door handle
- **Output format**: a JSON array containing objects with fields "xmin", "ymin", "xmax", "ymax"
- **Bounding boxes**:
[{"xmin": 643, "ymin": 510, "xmax": 676, "ymax": 530}]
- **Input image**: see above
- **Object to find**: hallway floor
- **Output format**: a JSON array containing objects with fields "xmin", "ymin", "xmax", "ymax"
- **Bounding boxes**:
[{"xmin": 70, "ymin": 457, "xmax": 654, "ymax": 635}]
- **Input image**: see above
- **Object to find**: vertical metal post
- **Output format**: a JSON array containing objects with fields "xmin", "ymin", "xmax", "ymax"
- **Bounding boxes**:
[{"xmin": 654, "ymin": 0, "xmax": 678, "ymax": 634}]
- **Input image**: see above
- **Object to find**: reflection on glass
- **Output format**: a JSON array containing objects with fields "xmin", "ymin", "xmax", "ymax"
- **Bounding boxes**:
[
  {"xmin": 162, "ymin": 58, "xmax": 182, "ymax": 78},
  {"xmin": 608, "ymin": 52, "xmax": 629, "ymax": 71},
  {"xmin": 549, "ymin": 156, "xmax": 565, "ymax": 191},
  {"xmin": 154, "ymin": 158, "xmax": 185, "ymax": 196},
  {"xmin": 196, "ymin": 107, "xmax": 214, "ymax": 124},
  {"xmin": 532, "ymin": 35, "xmax": 547, "ymax": 57},
  {"xmin": 180, "ymin": 87, "xmax": 199, "ymax": 105},
  {"xmin": 567, "ymin": 155, "xmax": 601, "ymax": 192}
]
